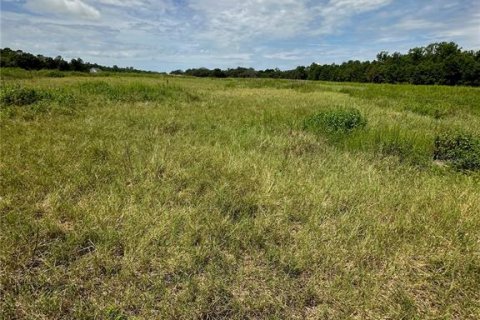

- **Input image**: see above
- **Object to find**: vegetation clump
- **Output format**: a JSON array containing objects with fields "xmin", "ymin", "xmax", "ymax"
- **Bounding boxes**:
[
  {"xmin": 0, "ymin": 86, "xmax": 44, "ymax": 106},
  {"xmin": 45, "ymin": 70, "xmax": 65, "ymax": 78},
  {"xmin": 304, "ymin": 107, "xmax": 367, "ymax": 134},
  {"xmin": 0, "ymin": 85, "xmax": 81, "ymax": 119},
  {"xmin": 434, "ymin": 133, "xmax": 480, "ymax": 171}
]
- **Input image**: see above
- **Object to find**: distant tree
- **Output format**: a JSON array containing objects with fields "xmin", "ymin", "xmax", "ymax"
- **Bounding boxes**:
[
  {"xmin": 307, "ymin": 63, "xmax": 320, "ymax": 80},
  {"xmin": 292, "ymin": 66, "xmax": 307, "ymax": 80},
  {"xmin": 1, "ymin": 42, "xmax": 479, "ymax": 85},
  {"xmin": 70, "ymin": 58, "xmax": 87, "ymax": 71},
  {"xmin": 212, "ymin": 68, "xmax": 226, "ymax": 78},
  {"xmin": 58, "ymin": 59, "xmax": 70, "ymax": 71},
  {"xmin": 170, "ymin": 69, "xmax": 184, "ymax": 75}
]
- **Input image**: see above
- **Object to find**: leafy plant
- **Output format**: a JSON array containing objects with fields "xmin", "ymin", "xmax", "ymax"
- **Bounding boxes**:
[
  {"xmin": 434, "ymin": 133, "xmax": 480, "ymax": 171},
  {"xmin": 304, "ymin": 107, "xmax": 367, "ymax": 134},
  {"xmin": 0, "ymin": 86, "xmax": 44, "ymax": 106}
]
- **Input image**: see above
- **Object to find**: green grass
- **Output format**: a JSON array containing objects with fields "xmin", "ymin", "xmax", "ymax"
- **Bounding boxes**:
[
  {"xmin": 303, "ymin": 107, "xmax": 367, "ymax": 135},
  {"xmin": 1, "ymin": 70, "xmax": 480, "ymax": 319}
]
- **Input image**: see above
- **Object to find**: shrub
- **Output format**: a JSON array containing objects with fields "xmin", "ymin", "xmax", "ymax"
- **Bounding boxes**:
[
  {"xmin": 304, "ymin": 107, "xmax": 367, "ymax": 134},
  {"xmin": 0, "ymin": 86, "xmax": 80, "ymax": 119},
  {"xmin": 0, "ymin": 86, "xmax": 42, "ymax": 106},
  {"xmin": 434, "ymin": 133, "xmax": 480, "ymax": 171},
  {"xmin": 45, "ymin": 71, "xmax": 65, "ymax": 78}
]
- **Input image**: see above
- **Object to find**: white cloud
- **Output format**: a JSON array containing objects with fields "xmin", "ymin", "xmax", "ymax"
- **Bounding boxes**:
[
  {"xmin": 263, "ymin": 50, "xmax": 303, "ymax": 61},
  {"xmin": 25, "ymin": 0, "xmax": 101, "ymax": 20},
  {"xmin": 379, "ymin": 9, "xmax": 480, "ymax": 49},
  {"xmin": 97, "ymin": 0, "xmax": 145, "ymax": 6},
  {"xmin": 95, "ymin": 0, "xmax": 174, "ymax": 12},
  {"xmin": 394, "ymin": 18, "xmax": 443, "ymax": 31},
  {"xmin": 429, "ymin": 19, "xmax": 480, "ymax": 49},
  {"xmin": 314, "ymin": 0, "xmax": 392, "ymax": 34},
  {"xmin": 188, "ymin": 0, "xmax": 312, "ymax": 46},
  {"xmin": 187, "ymin": 0, "xmax": 393, "ymax": 46}
]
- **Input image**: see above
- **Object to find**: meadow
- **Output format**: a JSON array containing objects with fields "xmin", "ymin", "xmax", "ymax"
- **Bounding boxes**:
[{"xmin": 1, "ymin": 69, "xmax": 479, "ymax": 319}]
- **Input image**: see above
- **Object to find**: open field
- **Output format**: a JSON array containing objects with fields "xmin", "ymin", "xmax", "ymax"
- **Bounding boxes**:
[{"xmin": 1, "ymin": 70, "xmax": 480, "ymax": 319}]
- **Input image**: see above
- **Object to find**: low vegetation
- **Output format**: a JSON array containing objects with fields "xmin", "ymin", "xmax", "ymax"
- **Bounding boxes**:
[
  {"xmin": 434, "ymin": 133, "xmax": 480, "ymax": 171},
  {"xmin": 304, "ymin": 107, "xmax": 367, "ymax": 134},
  {"xmin": 0, "ymin": 86, "xmax": 44, "ymax": 106},
  {"xmin": 1, "ymin": 69, "xmax": 479, "ymax": 319}
]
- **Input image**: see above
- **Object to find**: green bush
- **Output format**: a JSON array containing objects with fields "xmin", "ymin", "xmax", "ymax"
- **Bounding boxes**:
[
  {"xmin": 0, "ymin": 86, "xmax": 43, "ymax": 106},
  {"xmin": 0, "ymin": 86, "xmax": 81, "ymax": 119},
  {"xmin": 44, "ymin": 71, "xmax": 66, "ymax": 78},
  {"xmin": 304, "ymin": 107, "xmax": 367, "ymax": 134},
  {"xmin": 434, "ymin": 133, "xmax": 480, "ymax": 171}
]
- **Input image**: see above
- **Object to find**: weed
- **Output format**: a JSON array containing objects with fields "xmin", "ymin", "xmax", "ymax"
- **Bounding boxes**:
[
  {"xmin": 0, "ymin": 86, "xmax": 45, "ymax": 106},
  {"xmin": 304, "ymin": 107, "xmax": 367, "ymax": 134},
  {"xmin": 0, "ymin": 85, "xmax": 81, "ymax": 119},
  {"xmin": 434, "ymin": 133, "xmax": 480, "ymax": 171},
  {"xmin": 106, "ymin": 307, "xmax": 128, "ymax": 320}
]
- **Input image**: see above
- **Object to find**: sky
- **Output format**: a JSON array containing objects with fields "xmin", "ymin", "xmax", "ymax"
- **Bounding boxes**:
[{"xmin": 1, "ymin": 0, "xmax": 479, "ymax": 71}]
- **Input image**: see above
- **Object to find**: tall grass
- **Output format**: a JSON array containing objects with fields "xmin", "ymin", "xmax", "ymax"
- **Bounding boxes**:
[
  {"xmin": 76, "ymin": 80, "xmax": 199, "ymax": 102},
  {"xmin": 1, "ymin": 69, "xmax": 479, "ymax": 319}
]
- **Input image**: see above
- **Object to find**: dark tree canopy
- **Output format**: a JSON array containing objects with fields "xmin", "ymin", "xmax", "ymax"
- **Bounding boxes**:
[
  {"xmin": 2, "ymin": 42, "xmax": 479, "ymax": 86},
  {"xmin": 175, "ymin": 42, "xmax": 480, "ymax": 86},
  {"xmin": 0, "ymin": 48, "xmax": 150, "ymax": 74}
]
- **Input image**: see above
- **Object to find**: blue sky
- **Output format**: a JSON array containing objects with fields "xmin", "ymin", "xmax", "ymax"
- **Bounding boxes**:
[{"xmin": 1, "ymin": 0, "xmax": 479, "ymax": 71}]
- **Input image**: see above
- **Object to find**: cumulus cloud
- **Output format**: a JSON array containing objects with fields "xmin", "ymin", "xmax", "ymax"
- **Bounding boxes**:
[{"xmin": 25, "ymin": 0, "xmax": 100, "ymax": 20}]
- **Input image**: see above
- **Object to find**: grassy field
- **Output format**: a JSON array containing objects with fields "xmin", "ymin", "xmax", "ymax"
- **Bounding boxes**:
[{"xmin": 1, "ymin": 69, "xmax": 479, "ymax": 319}]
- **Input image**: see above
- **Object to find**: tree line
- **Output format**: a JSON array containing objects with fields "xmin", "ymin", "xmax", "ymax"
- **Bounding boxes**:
[
  {"xmin": 0, "ymin": 48, "xmax": 150, "ymax": 73},
  {"xmin": 2, "ymin": 42, "xmax": 479, "ymax": 85},
  {"xmin": 173, "ymin": 42, "xmax": 480, "ymax": 86}
]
